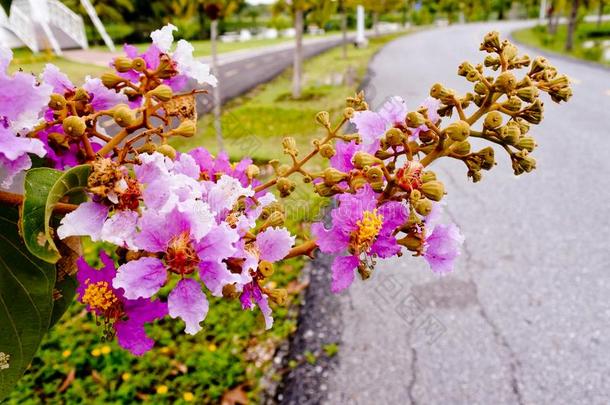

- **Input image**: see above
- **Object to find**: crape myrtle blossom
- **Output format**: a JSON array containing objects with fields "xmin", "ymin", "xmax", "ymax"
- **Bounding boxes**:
[
  {"xmin": 0, "ymin": 48, "xmax": 51, "ymax": 188},
  {"xmin": 76, "ymin": 252, "xmax": 167, "ymax": 355},
  {"xmin": 421, "ymin": 203, "xmax": 465, "ymax": 274},
  {"xmin": 312, "ymin": 184, "xmax": 409, "ymax": 293}
]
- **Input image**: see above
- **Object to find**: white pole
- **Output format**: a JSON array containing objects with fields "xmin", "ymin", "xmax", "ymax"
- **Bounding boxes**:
[
  {"xmin": 539, "ymin": 0, "xmax": 547, "ymax": 22},
  {"xmin": 356, "ymin": 5, "xmax": 366, "ymax": 46},
  {"xmin": 80, "ymin": 0, "xmax": 115, "ymax": 51}
]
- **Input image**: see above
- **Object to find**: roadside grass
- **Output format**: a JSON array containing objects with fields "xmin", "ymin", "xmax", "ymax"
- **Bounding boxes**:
[
  {"xmin": 513, "ymin": 22, "xmax": 610, "ymax": 66},
  {"xmin": 8, "ymin": 49, "xmax": 108, "ymax": 84},
  {"xmin": 7, "ymin": 32, "xmax": 408, "ymax": 403}
]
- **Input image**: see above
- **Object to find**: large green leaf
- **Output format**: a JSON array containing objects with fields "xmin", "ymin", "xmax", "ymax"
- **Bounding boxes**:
[
  {"xmin": 22, "ymin": 168, "xmax": 63, "ymax": 263},
  {"xmin": 43, "ymin": 165, "xmax": 91, "ymax": 257},
  {"xmin": 0, "ymin": 207, "xmax": 55, "ymax": 400}
]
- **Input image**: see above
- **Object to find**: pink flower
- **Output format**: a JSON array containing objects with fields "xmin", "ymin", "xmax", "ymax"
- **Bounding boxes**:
[
  {"xmin": 423, "ymin": 223, "xmax": 464, "ymax": 274},
  {"xmin": 76, "ymin": 252, "xmax": 167, "ymax": 355}
]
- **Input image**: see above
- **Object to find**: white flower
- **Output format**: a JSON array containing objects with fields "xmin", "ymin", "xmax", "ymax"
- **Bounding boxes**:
[
  {"xmin": 207, "ymin": 175, "xmax": 254, "ymax": 213},
  {"xmin": 174, "ymin": 40, "xmax": 218, "ymax": 87},
  {"xmin": 150, "ymin": 24, "xmax": 177, "ymax": 53}
]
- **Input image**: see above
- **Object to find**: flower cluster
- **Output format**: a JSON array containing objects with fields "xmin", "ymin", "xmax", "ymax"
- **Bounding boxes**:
[{"xmin": 0, "ymin": 28, "xmax": 571, "ymax": 356}]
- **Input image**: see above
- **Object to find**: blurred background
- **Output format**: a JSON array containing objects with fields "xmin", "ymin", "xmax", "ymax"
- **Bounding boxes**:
[{"xmin": 1, "ymin": 0, "xmax": 608, "ymax": 404}]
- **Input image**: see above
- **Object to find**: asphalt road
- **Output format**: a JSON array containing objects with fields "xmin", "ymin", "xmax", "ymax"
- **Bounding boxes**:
[{"xmin": 320, "ymin": 21, "xmax": 610, "ymax": 405}]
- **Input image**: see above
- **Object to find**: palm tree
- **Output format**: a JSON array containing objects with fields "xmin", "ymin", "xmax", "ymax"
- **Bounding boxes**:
[{"xmin": 63, "ymin": 0, "xmax": 135, "ymax": 23}]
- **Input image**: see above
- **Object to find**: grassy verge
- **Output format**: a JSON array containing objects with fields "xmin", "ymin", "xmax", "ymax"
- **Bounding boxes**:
[
  {"xmin": 512, "ymin": 22, "xmax": 610, "ymax": 66},
  {"xmin": 7, "ymin": 32, "xmax": 408, "ymax": 403}
]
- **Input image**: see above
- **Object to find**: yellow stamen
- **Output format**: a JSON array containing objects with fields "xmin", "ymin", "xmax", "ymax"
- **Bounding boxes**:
[
  {"xmin": 82, "ymin": 280, "xmax": 118, "ymax": 312},
  {"xmin": 355, "ymin": 209, "xmax": 384, "ymax": 251}
]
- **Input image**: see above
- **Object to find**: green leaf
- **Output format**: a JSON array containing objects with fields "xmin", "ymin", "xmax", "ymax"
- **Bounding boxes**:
[
  {"xmin": 49, "ymin": 274, "xmax": 77, "ymax": 329},
  {"xmin": 22, "ymin": 168, "xmax": 63, "ymax": 263},
  {"xmin": 43, "ymin": 165, "xmax": 91, "ymax": 257},
  {"xmin": 0, "ymin": 207, "xmax": 55, "ymax": 400}
]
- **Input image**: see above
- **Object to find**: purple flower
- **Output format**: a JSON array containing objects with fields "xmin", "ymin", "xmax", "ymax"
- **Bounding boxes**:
[
  {"xmin": 0, "ymin": 48, "xmax": 51, "ymax": 187},
  {"xmin": 189, "ymin": 147, "xmax": 256, "ymax": 187},
  {"xmin": 76, "ymin": 252, "xmax": 167, "ymax": 355},
  {"xmin": 423, "ymin": 223, "xmax": 464, "ymax": 274},
  {"xmin": 312, "ymin": 185, "xmax": 408, "ymax": 293},
  {"xmin": 240, "ymin": 281, "xmax": 274, "ymax": 329}
]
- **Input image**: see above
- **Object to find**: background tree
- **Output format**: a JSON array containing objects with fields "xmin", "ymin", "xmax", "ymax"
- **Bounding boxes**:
[
  {"xmin": 63, "ymin": 0, "xmax": 135, "ymax": 23},
  {"xmin": 363, "ymin": 0, "xmax": 403, "ymax": 36}
]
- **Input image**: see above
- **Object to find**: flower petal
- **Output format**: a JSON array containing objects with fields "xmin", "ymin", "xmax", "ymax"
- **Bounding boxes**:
[
  {"xmin": 57, "ymin": 202, "xmax": 109, "ymax": 241},
  {"xmin": 168, "ymin": 278, "xmax": 208, "ymax": 335},
  {"xmin": 113, "ymin": 257, "xmax": 167, "ymax": 299},
  {"xmin": 150, "ymin": 23, "xmax": 177, "ymax": 52},
  {"xmin": 331, "ymin": 255, "xmax": 359, "ymax": 293},
  {"xmin": 100, "ymin": 209, "xmax": 138, "ymax": 248},
  {"xmin": 115, "ymin": 299, "xmax": 167, "ymax": 356},
  {"xmin": 256, "ymin": 227, "xmax": 295, "ymax": 262}
]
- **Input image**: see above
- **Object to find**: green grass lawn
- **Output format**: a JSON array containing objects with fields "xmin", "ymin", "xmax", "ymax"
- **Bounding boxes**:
[
  {"xmin": 6, "ymin": 32, "xmax": 409, "ymax": 404},
  {"xmin": 513, "ymin": 22, "xmax": 610, "ymax": 66},
  {"xmin": 93, "ymin": 33, "xmax": 335, "ymax": 58}
]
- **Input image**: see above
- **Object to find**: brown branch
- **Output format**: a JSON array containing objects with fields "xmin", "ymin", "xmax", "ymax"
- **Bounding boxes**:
[{"xmin": 0, "ymin": 191, "xmax": 77, "ymax": 214}]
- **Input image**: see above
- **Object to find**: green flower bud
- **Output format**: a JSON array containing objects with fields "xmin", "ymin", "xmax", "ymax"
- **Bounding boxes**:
[
  {"xmin": 139, "ymin": 143, "xmax": 157, "ymax": 154},
  {"xmin": 516, "ymin": 76, "xmax": 532, "ymax": 88},
  {"xmin": 398, "ymin": 234, "xmax": 423, "ymax": 252},
  {"xmin": 113, "ymin": 106, "xmax": 136, "ymax": 128},
  {"xmin": 484, "ymin": 111, "xmax": 503, "ymax": 129},
  {"xmin": 101, "ymin": 72, "xmax": 125, "ymax": 88},
  {"xmin": 349, "ymin": 174, "xmax": 368, "ymax": 191},
  {"xmin": 484, "ymin": 55, "xmax": 500, "ymax": 68},
  {"xmin": 480, "ymin": 31, "xmax": 501, "ymax": 51},
  {"xmin": 315, "ymin": 182, "xmax": 339, "ymax": 197},
  {"xmin": 62, "ymin": 116, "xmax": 86, "ymax": 138},
  {"xmin": 131, "ymin": 57, "xmax": 146, "ymax": 72},
  {"xmin": 473, "ymin": 82, "xmax": 488, "ymax": 96},
  {"xmin": 315, "ymin": 111, "xmax": 331, "ymax": 128},
  {"xmin": 445, "ymin": 120, "xmax": 470, "ymax": 142},
  {"xmin": 452, "ymin": 140, "xmax": 471, "ymax": 156},
  {"xmin": 353, "ymin": 151, "xmax": 381, "ymax": 169},
  {"xmin": 343, "ymin": 107, "xmax": 355, "ymax": 119},
  {"xmin": 457, "ymin": 61, "xmax": 476, "ymax": 77},
  {"xmin": 502, "ymin": 96, "xmax": 522, "ymax": 112},
  {"xmin": 47, "ymin": 132, "xmax": 70, "ymax": 149},
  {"xmin": 409, "ymin": 189, "xmax": 421, "ymax": 203},
  {"xmin": 222, "ymin": 284, "xmax": 239, "ymax": 299},
  {"xmin": 465, "ymin": 70, "xmax": 480, "ymax": 83},
  {"xmin": 415, "ymin": 198, "xmax": 433, "ymax": 216},
  {"xmin": 73, "ymin": 88, "xmax": 90, "ymax": 102},
  {"xmin": 319, "ymin": 143, "xmax": 336, "ymax": 159},
  {"xmin": 550, "ymin": 87, "xmax": 572, "ymax": 103},
  {"xmin": 384, "ymin": 127, "xmax": 404, "ymax": 146},
  {"xmin": 500, "ymin": 123, "xmax": 521, "ymax": 145},
  {"xmin": 494, "ymin": 71, "xmax": 517, "ymax": 93},
  {"xmin": 113, "ymin": 56, "xmax": 133, "ymax": 73},
  {"xmin": 519, "ymin": 99, "xmax": 544, "ymax": 124},
  {"xmin": 430, "ymin": 83, "xmax": 455, "ymax": 100},
  {"xmin": 282, "ymin": 137, "xmax": 298, "ymax": 155},
  {"xmin": 365, "ymin": 166, "xmax": 384, "ymax": 183},
  {"xmin": 323, "ymin": 167, "xmax": 348, "ymax": 186},
  {"xmin": 421, "ymin": 180, "xmax": 445, "ymax": 202},
  {"xmin": 518, "ymin": 155, "xmax": 536, "ymax": 173},
  {"xmin": 170, "ymin": 119, "xmax": 196, "ymax": 137},
  {"xmin": 516, "ymin": 136, "xmax": 536, "ymax": 152},
  {"xmin": 261, "ymin": 202, "xmax": 284, "ymax": 220},
  {"xmin": 406, "ymin": 111, "xmax": 426, "ymax": 128},
  {"xmin": 502, "ymin": 43, "xmax": 518, "ymax": 61},
  {"xmin": 267, "ymin": 288, "xmax": 288, "ymax": 306},
  {"xmin": 529, "ymin": 57, "xmax": 548, "ymax": 76},
  {"xmin": 157, "ymin": 144, "xmax": 176, "ymax": 159},
  {"xmin": 276, "ymin": 177, "xmax": 296, "ymax": 198},
  {"xmin": 421, "ymin": 171, "xmax": 436, "ymax": 183},
  {"xmin": 258, "ymin": 260, "xmax": 274, "ymax": 278},
  {"xmin": 48, "ymin": 93, "xmax": 67, "ymax": 110},
  {"xmin": 516, "ymin": 86, "xmax": 539, "ymax": 103},
  {"xmin": 264, "ymin": 210, "xmax": 285, "ymax": 228},
  {"xmin": 148, "ymin": 84, "xmax": 173, "ymax": 102}
]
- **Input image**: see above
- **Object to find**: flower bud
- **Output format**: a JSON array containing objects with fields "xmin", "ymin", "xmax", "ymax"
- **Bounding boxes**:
[
  {"xmin": 421, "ymin": 171, "xmax": 436, "ymax": 183},
  {"xmin": 494, "ymin": 71, "xmax": 517, "ymax": 93},
  {"xmin": 516, "ymin": 136, "xmax": 536, "ymax": 152},
  {"xmin": 384, "ymin": 127, "xmax": 404, "ymax": 146},
  {"xmin": 315, "ymin": 111, "xmax": 331, "ymax": 128},
  {"xmin": 131, "ymin": 57, "xmax": 146, "ymax": 72},
  {"xmin": 246, "ymin": 164, "xmax": 260, "ymax": 179},
  {"xmin": 282, "ymin": 137, "xmax": 298, "ymax": 155},
  {"xmin": 258, "ymin": 260, "xmax": 274, "ymax": 278},
  {"xmin": 483, "ymin": 55, "xmax": 500, "ymax": 68},
  {"xmin": 48, "ymin": 93, "xmax": 67, "ymax": 110},
  {"xmin": 415, "ymin": 199, "xmax": 433, "ymax": 216},
  {"xmin": 314, "ymin": 182, "xmax": 339, "ymax": 196},
  {"xmin": 478, "ymin": 147, "xmax": 495, "ymax": 170},
  {"xmin": 323, "ymin": 167, "xmax": 348, "ymax": 186},
  {"xmin": 406, "ymin": 111, "xmax": 426, "ymax": 128},
  {"xmin": 409, "ymin": 189, "xmax": 421, "ymax": 203},
  {"xmin": 550, "ymin": 87, "xmax": 573, "ymax": 103},
  {"xmin": 113, "ymin": 106, "xmax": 137, "ymax": 127},
  {"xmin": 452, "ymin": 140, "xmax": 471, "ymax": 156},
  {"xmin": 500, "ymin": 123, "xmax": 521, "ymax": 145},
  {"xmin": 62, "ymin": 116, "xmax": 86, "ymax": 138},
  {"xmin": 430, "ymin": 83, "xmax": 454, "ymax": 100},
  {"xmin": 474, "ymin": 82, "xmax": 488, "ymax": 95},
  {"xmin": 261, "ymin": 202, "xmax": 284, "ymax": 220},
  {"xmin": 148, "ymin": 84, "xmax": 173, "ymax": 102},
  {"xmin": 113, "ymin": 56, "xmax": 133, "ymax": 73},
  {"xmin": 501, "ymin": 96, "xmax": 522, "ymax": 112},
  {"xmin": 157, "ymin": 144, "xmax": 176, "ymax": 159},
  {"xmin": 398, "ymin": 234, "xmax": 423, "ymax": 252},
  {"xmin": 101, "ymin": 72, "xmax": 124, "ymax": 88},
  {"xmin": 319, "ymin": 143, "xmax": 336, "ymax": 159},
  {"xmin": 365, "ymin": 166, "xmax": 384, "ymax": 183},
  {"xmin": 276, "ymin": 177, "xmax": 296, "ymax": 198},
  {"xmin": 516, "ymin": 86, "xmax": 539, "ymax": 103},
  {"xmin": 139, "ymin": 143, "xmax": 156, "ymax": 154},
  {"xmin": 267, "ymin": 289, "xmax": 288, "ymax": 306},
  {"xmin": 502, "ymin": 43, "xmax": 518, "ymax": 61},
  {"xmin": 343, "ymin": 107, "xmax": 355, "ymax": 119},
  {"xmin": 445, "ymin": 120, "xmax": 470, "ymax": 142},
  {"xmin": 47, "ymin": 132, "xmax": 70, "ymax": 149},
  {"xmin": 421, "ymin": 180, "xmax": 445, "ymax": 201},
  {"xmin": 264, "ymin": 211, "xmax": 285, "ymax": 228},
  {"xmin": 222, "ymin": 284, "xmax": 239, "ymax": 299},
  {"xmin": 484, "ymin": 111, "xmax": 503, "ymax": 129},
  {"xmin": 73, "ymin": 87, "xmax": 90, "ymax": 102},
  {"xmin": 349, "ymin": 174, "xmax": 368, "ymax": 191},
  {"xmin": 170, "ymin": 119, "xmax": 196, "ymax": 137},
  {"xmin": 353, "ymin": 151, "xmax": 381, "ymax": 169},
  {"xmin": 480, "ymin": 31, "xmax": 501, "ymax": 51},
  {"xmin": 519, "ymin": 99, "xmax": 543, "ymax": 124},
  {"xmin": 529, "ymin": 56, "xmax": 548, "ymax": 76}
]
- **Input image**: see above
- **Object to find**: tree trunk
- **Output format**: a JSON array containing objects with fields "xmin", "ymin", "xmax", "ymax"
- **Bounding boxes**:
[
  {"xmin": 292, "ymin": 9, "xmax": 304, "ymax": 99},
  {"xmin": 598, "ymin": 0, "xmax": 605, "ymax": 27},
  {"xmin": 211, "ymin": 19, "xmax": 224, "ymax": 151},
  {"xmin": 373, "ymin": 12, "xmax": 379, "ymax": 37},
  {"xmin": 341, "ymin": 7, "xmax": 348, "ymax": 59},
  {"xmin": 565, "ymin": 0, "xmax": 580, "ymax": 52}
]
